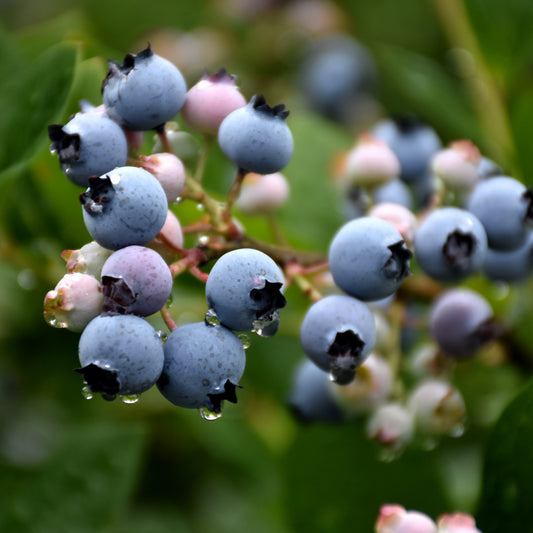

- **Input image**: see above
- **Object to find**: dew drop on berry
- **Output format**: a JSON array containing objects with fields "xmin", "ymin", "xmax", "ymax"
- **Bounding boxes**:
[
  {"xmin": 198, "ymin": 234, "xmax": 210, "ymax": 245},
  {"xmin": 199, "ymin": 406, "xmax": 223, "ymax": 420},
  {"xmin": 252, "ymin": 311, "xmax": 280, "ymax": 337},
  {"xmin": 237, "ymin": 333, "xmax": 251, "ymax": 349},
  {"xmin": 120, "ymin": 394, "xmax": 140, "ymax": 404},
  {"xmin": 81, "ymin": 384, "xmax": 94, "ymax": 400},
  {"xmin": 204, "ymin": 308, "xmax": 220, "ymax": 327}
]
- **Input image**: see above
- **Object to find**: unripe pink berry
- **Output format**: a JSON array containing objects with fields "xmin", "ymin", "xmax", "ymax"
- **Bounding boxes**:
[
  {"xmin": 376, "ymin": 504, "xmax": 437, "ymax": 533},
  {"xmin": 331, "ymin": 353, "xmax": 393, "ymax": 414},
  {"xmin": 181, "ymin": 69, "xmax": 247, "ymax": 135},
  {"xmin": 139, "ymin": 153, "xmax": 186, "ymax": 205},
  {"xmin": 437, "ymin": 512, "xmax": 481, "ymax": 533},
  {"xmin": 431, "ymin": 140, "xmax": 481, "ymax": 189},
  {"xmin": 408, "ymin": 379, "xmax": 466, "ymax": 436},
  {"xmin": 62, "ymin": 241, "xmax": 112, "ymax": 279},
  {"xmin": 43, "ymin": 273, "xmax": 103, "ymax": 332},
  {"xmin": 366, "ymin": 403, "xmax": 414, "ymax": 450},
  {"xmin": 344, "ymin": 133, "xmax": 400, "ymax": 187},
  {"xmin": 368, "ymin": 202, "xmax": 418, "ymax": 244},
  {"xmin": 235, "ymin": 172, "xmax": 290, "ymax": 214},
  {"xmin": 146, "ymin": 210, "xmax": 184, "ymax": 261}
]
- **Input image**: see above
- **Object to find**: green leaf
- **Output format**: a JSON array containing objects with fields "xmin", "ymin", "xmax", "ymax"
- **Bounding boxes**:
[
  {"xmin": 375, "ymin": 45, "xmax": 481, "ymax": 144},
  {"xmin": 476, "ymin": 379, "xmax": 533, "ymax": 532},
  {"xmin": 0, "ymin": 41, "xmax": 80, "ymax": 180},
  {"xmin": 0, "ymin": 421, "xmax": 146, "ymax": 533}
]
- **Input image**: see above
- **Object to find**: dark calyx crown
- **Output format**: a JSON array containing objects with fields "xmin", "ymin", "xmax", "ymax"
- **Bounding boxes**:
[
  {"xmin": 251, "ymin": 94, "xmax": 290, "ymax": 119},
  {"xmin": 48, "ymin": 124, "xmax": 81, "ymax": 163},
  {"xmin": 250, "ymin": 280, "xmax": 287, "ymax": 321},
  {"xmin": 79, "ymin": 175, "xmax": 115, "ymax": 216},
  {"xmin": 443, "ymin": 230, "xmax": 476, "ymax": 270},
  {"xmin": 382, "ymin": 241, "xmax": 412, "ymax": 281},
  {"xmin": 327, "ymin": 329, "xmax": 365, "ymax": 385}
]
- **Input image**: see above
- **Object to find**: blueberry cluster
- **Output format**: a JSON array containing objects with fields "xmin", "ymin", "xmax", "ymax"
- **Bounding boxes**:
[
  {"xmin": 44, "ymin": 45, "xmax": 294, "ymax": 417},
  {"xmin": 288, "ymin": 115, "xmax": 531, "ymax": 457}
]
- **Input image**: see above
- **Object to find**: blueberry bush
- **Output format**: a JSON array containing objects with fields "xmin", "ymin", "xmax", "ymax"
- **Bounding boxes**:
[{"xmin": 2, "ymin": 1, "xmax": 533, "ymax": 532}]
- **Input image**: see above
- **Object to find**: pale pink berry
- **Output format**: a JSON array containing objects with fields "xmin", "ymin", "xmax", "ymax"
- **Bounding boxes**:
[
  {"xmin": 437, "ymin": 512, "xmax": 481, "ymax": 533},
  {"xmin": 344, "ymin": 133, "xmax": 400, "ymax": 187},
  {"xmin": 332, "ymin": 353, "xmax": 393, "ymax": 414},
  {"xmin": 146, "ymin": 210, "xmax": 184, "ymax": 261},
  {"xmin": 62, "ymin": 241, "xmax": 112, "ymax": 279},
  {"xmin": 408, "ymin": 379, "xmax": 466, "ymax": 436},
  {"xmin": 366, "ymin": 403, "xmax": 414, "ymax": 450},
  {"xmin": 181, "ymin": 69, "xmax": 247, "ymax": 135},
  {"xmin": 431, "ymin": 140, "xmax": 481, "ymax": 189},
  {"xmin": 376, "ymin": 504, "xmax": 438, "ymax": 533},
  {"xmin": 235, "ymin": 172, "xmax": 290, "ymax": 214},
  {"xmin": 368, "ymin": 202, "xmax": 418, "ymax": 244},
  {"xmin": 43, "ymin": 273, "xmax": 102, "ymax": 332},
  {"xmin": 139, "ymin": 153, "xmax": 186, "ymax": 205}
]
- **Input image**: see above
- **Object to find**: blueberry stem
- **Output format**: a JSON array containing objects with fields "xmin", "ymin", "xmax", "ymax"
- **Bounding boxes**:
[
  {"xmin": 194, "ymin": 136, "xmax": 212, "ymax": 183},
  {"xmin": 160, "ymin": 306, "xmax": 178, "ymax": 331},
  {"xmin": 223, "ymin": 167, "xmax": 247, "ymax": 222}
]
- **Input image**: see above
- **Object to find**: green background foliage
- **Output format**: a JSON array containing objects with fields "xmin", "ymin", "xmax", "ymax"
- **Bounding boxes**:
[{"xmin": 1, "ymin": 1, "xmax": 533, "ymax": 531}]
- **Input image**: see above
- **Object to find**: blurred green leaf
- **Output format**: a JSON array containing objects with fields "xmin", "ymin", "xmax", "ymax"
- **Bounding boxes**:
[
  {"xmin": 375, "ymin": 45, "xmax": 481, "ymax": 145},
  {"xmin": 0, "ymin": 421, "xmax": 146, "ymax": 533},
  {"xmin": 510, "ymin": 89, "xmax": 533, "ymax": 186},
  {"xmin": 476, "ymin": 379, "xmax": 533, "ymax": 532},
  {"xmin": 0, "ymin": 41, "xmax": 80, "ymax": 180}
]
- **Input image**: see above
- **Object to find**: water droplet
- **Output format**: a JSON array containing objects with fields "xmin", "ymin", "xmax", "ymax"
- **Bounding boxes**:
[
  {"xmin": 18, "ymin": 269, "xmax": 36, "ymax": 290},
  {"xmin": 50, "ymin": 147, "xmax": 58, "ymax": 155},
  {"xmin": 493, "ymin": 281, "xmax": 510, "ymax": 301},
  {"xmin": 196, "ymin": 203, "xmax": 205, "ymax": 211},
  {"xmin": 81, "ymin": 385, "xmax": 94, "ymax": 400},
  {"xmin": 64, "ymin": 167, "xmax": 72, "ymax": 175},
  {"xmin": 156, "ymin": 330, "xmax": 168, "ymax": 342},
  {"xmin": 199, "ymin": 407, "xmax": 222, "ymax": 420},
  {"xmin": 251, "ymin": 312, "xmax": 280, "ymax": 337},
  {"xmin": 120, "ymin": 394, "xmax": 140, "ymax": 404},
  {"xmin": 198, "ymin": 234, "xmax": 209, "ymax": 245},
  {"xmin": 420, "ymin": 435, "xmax": 438, "ymax": 451},
  {"xmin": 175, "ymin": 196, "xmax": 183, "ymax": 204},
  {"xmin": 44, "ymin": 313, "xmax": 68, "ymax": 329},
  {"xmin": 237, "ymin": 333, "xmax": 251, "ymax": 349},
  {"xmin": 204, "ymin": 308, "xmax": 220, "ymax": 327}
]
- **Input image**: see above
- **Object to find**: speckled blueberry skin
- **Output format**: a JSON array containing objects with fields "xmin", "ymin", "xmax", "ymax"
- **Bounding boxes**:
[
  {"xmin": 429, "ymin": 288, "xmax": 495, "ymax": 358},
  {"xmin": 102, "ymin": 45, "xmax": 187, "ymax": 131},
  {"xmin": 299, "ymin": 294, "xmax": 376, "ymax": 385},
  {"xmin": 78, "ymin": 314, "xmax": 164, "ymax": 396},
  {"xmin": 101, "ymin": 246, "xmax": 173, "ymax": 316},
  {"xmin": 218, "ymin": 95, "xmax": 294, "ymax": 174},
  {"xmin": 48, "ymin": 111, "xmax": 128, "ymax": 187},
  {"xmin": 328, "ymin": 217, "xmax": 412, "ymax": 301},
  {"xmin": 80, "ymin": 166, "xmax": 168, "ymax": 250},
  {"xmin": 467, "ymin": 176, "xmax": 533, "ymax": 251},
  {"xmin": 414, "ymin": 207, "xmax": 487, "ymax": 282},
  {"xmin": 157, "ymin": 322, "xmax": 246, "ymax": 412},
  {"xmin": 205, "ymin": 248, "xmax": 286, "ymax": 332}
]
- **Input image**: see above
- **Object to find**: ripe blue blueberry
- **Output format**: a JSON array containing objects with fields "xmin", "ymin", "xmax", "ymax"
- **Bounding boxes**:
[
  {"xmin": 102, "ymin": 45, "xmax": 187, "ymax": 131},
  {"xmin": 414, "ymin": 207, "xmax": 487, "ymax": 282},
  {"xmin": 218, "ymin": 95, "xmax": 294, "ymax": 174},
  {"xmin": 205, "ymin": 248, "xmax": 286, "ymax": 334},
  {"xmin": 482, "ymin": 232, "xmax": 533, "ymax": 283},
  {"xmin": 371, "ymin": 116, "xmax": 442, "ymax": 183},
  {"xmin": 466, "ymin": 176, "xmax": 533, "ymax": 250},
  {"xmin": 328, "ymin": 217, "xmax": 412, "ymax": 301},
  {"xmin": 372, "ymin": 178, "xmax": 414, "ymax": 210},
  {"xmin": 300, "ymin": 294, "xmax": 376, "ymax": 385},
  {"xmin": 77, "ymin": 314, "xmax": 164, "ymax": 398},
  {"xmin": 80, "ymin": 166, "xmax": 168, "ymax": 250},
  {"xmin": 429, "ymin": 288, "xmax": 498, "ymax": 359},
  {"xmin": 48, "ymin": 109, "xmax": 128, "ymax": 187},
  {"xmin": 288, "ymin": 359, "xmax": 345, "ymax": 424},
  {"xmin": 157, "ymin": 322, "xmax": 246, "ymax": 415},
  {"xmin": 101, "ymin": 246, "xmax": 173, "ymax": 316}
]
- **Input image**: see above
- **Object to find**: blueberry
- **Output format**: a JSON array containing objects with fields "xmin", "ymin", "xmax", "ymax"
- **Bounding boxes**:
[
  {"xmin": 299, "ymin": 294, "xmax": 376, "ymax": 385},
  {"xmin": 48, "ymin": 109, "xmax": 128, "ymax": 187},
  {"xmin": 466, "ymin": 176, "xmax": 533, "ymax": 250},
  {"xmin": 218, "ymin": 95, "xmax": 294, "ymax": 174},
  {"xmin": 328, "ymin": 217, "xmax": 412, "ymax": 301},
  {"xmin": 205, "ymin": 248, "xmax": 286, "ymax": 334},
  {"xmin": 157, "ymin": 322, "xmax": 246, "ymax": 415},
  {"xmin": 372, "ymin": 178, "xmax": 414, "ymax": 210},
  {"xmin": 77, "ymin": 314, "xmax": 164, "ymax": 398},
  {"xmin": 429, "ymin": 288, "xmax": 498, "ymax": 358},
  {"xmin": 288, "ymin": 359, "xmax": 345, "ymax": 424},
  {"xmin": 482, "ymin": 232, "xmax": 533, "ymax": 282},
  {"xmin": 370, "ymin": 116, "xmax": 442, "ymax": 183},
  {"xmin": 80, "ymin": 166, "xmax": 168, "ymax": 250},
  {"xmin": 101, "ymin": 246, "xmax": 173, "ymax": 316},
  {"xmin": 414, "ymin": 207, "xmax": 487, "ymax": 282},
  {"xmin": 102, "ymin": 45, "xmax": 187, "ymax": 131}
]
